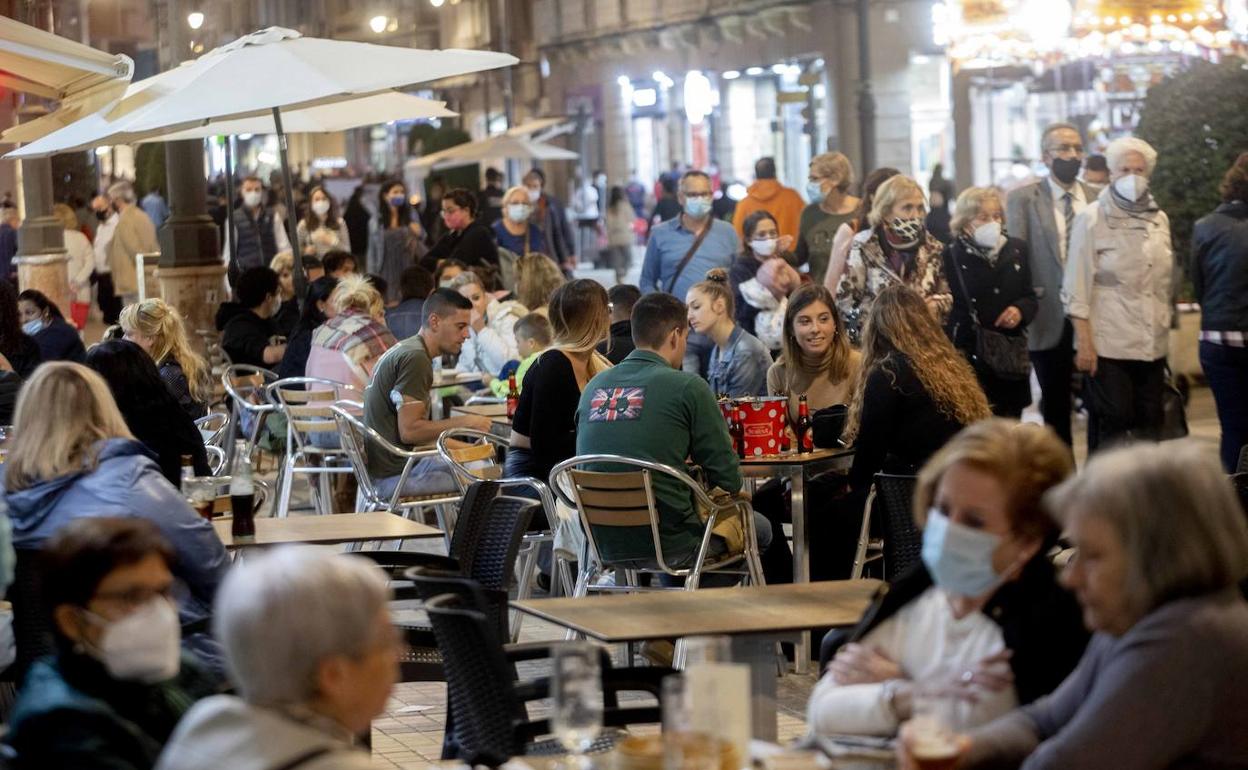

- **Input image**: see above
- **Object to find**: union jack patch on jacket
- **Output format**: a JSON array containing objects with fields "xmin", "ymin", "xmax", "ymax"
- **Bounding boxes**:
[{"xmin": 588, "ymin": 386, "xmax": 646, "ymax": 421}]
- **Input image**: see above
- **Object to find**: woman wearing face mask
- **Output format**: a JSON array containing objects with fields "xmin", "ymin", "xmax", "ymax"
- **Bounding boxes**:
[
  {"xmin": 267, "ymin": 252, "xmax": 301, "ymax": 338},
  {"xmin": 686, "ymin": 268, "xmax": 772, "ymax": 398},
  {"xmin": 296, "ymin": 185, "xmax": 351, "ymax": 259},
  {"xmin": 0, "ymin": 280, "xmax": 43, "ymax": 380},
  {"xmin": 5, "ymin": 517, "xmax": 220, "ymax": 770},
  {"xmin": 1062, "ymin": 137, "xmax": 1174, "ymax": 451},
  {"xmin": 836, "ymin": 175, "xmax": 951, "ymax": 345},
  {"xmin": 421, "ymin": 188, "xmax": 500, "ymax": 272},
  {"xmin": 277, "ymin": 276, "xmax": 339, "ymax": 381},
  {"xmin": 2, "ymin": 364, "xmax": 229, "ymax": 674},
  {"xmin": 447, "ymin": 270, "xmax": 526, "ymax": 383},
  {"xmin": 823, "ymin": 167, "xmax": 900, "ymax": 295},
  {"xmin": 729, "ymin": 210, "xmax": 798, "ymax": 339},
  {"xmin": 811, "ymin": 419, "xmax": 1088, "ymax": 739},
  {"xmin": 900, "ymin": 441, "xmax": 1248, "ymax": 770},
  {"xmin": 799, "ymin": 152, "xmax": 861, "ymax": 284},
  {"xmin": 366, "ymin": 180, "xmax": 427, "ymax": 304},
  {"xmin": 17, "ymin": 289, "xmax": 86, "ymax": 364},
  {"xmin": 492, "ymin": 185, "xmax": 548, "ymax": 258},
  {"xmin": 943, "ymin": 187, "xmax": 1038, "ymax": 419}
]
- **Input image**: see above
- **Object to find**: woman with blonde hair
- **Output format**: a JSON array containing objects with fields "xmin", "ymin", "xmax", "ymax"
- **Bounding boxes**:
[
  {"xmin": 812, "ymin": 419, "xmax": 1087, "ymax": 738},
  {"xmin": 1, "ymin": 363, "xmax": 228, "ymax": 670},
  {"xmin": 52, "ymin": 202, "xmax": 94, "ymax": 329},
  {"xmin": 304, "ymin": 274, "xmax": 396, "ymax": 391},
  {"xmin": 901, "ymin": 441, "xmax": 1248, "ymax": 768},
  {"xmin": 120, "ymin": 298, "xmax": 212, "ymax": 419},
  {"xmin": 267, "ymin": 252, "xmax": 300, "ymax": 337},
  {"xmin": 492, "ymin": 185, "xmax": 549, "ymax": 258},
  {"xmin": 514, "ymin": 252, "xmax": 567, "ymax": 315},
  {"xmin": 506, "ymin": 279, "xmax": 611, "ymax": 487},
  {"xmin": 799, "ymin": 151, "xmax": 861, "ymax": 284},
  {"xmin": 448, "ymin": 269, "xmax": 526, "ymax": 382},
  {"xmin": 836, "ymin": 175, "xmax": 950, "ymax": 343}
]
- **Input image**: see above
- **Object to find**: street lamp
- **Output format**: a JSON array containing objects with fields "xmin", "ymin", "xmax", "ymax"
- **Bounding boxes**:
[
  {"xmin": 431, "ymin": 0, "xmax": 445, "ymax": 6},
  {"xmin": 187, "ymin": 11, "xmax": 204, "ymax": 29},
  {"xmin": 369, "ymin": 15, "xmax": 388, "ymax": 33}
]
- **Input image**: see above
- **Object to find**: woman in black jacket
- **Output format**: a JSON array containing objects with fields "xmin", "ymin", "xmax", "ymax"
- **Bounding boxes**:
[
  {"xmin": 277, "ymin": 275, "xmax": 338, "ymax": 381},
  {"xmin": 811, "ymin": 419, "xmax": 1088, "ymax": 737},
  {"xmin": 943, "ymin": 188, "xmax": 1038, "ymax": 419},
  {"xmin": 1192, "ymin": 152, "xmax": 1248, "ymax": 472},
  {"xmin": 421, "ymin": 188, "xmax": 500, "ymax": 271},
  {"xmin": 85, "ymin": 340, "xmax": 210, "ymax": 486},
  {"xmin": 17, "ymin": 289, "xmax": 85, "ymax": 364},
  {"xmin": 0, "ymin": 280, "xmax": 43, "ymax": 379}
]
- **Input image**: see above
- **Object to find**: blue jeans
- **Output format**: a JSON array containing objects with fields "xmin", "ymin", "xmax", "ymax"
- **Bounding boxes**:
[
  {"xmin": 658, "ymin": 511, "xmax": 773, "ymax": 588},
  {"xmin": 375, "ymin": 456, "xmax": 458, "ymax": 498},
  {"xmin": 1200, "ymin": 341, "xmax": 1248, "ymax": 472}
]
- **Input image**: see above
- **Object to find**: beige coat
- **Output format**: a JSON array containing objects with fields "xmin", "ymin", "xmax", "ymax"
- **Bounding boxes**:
[{"xmin": 108, "ymin": 205, "xmax": 159, "ymax": 296}]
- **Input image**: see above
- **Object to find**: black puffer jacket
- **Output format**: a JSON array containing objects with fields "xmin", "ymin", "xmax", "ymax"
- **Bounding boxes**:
[{"xmin": 1191, "ymin": 200, "xmax": 1248, "ymax": 332}]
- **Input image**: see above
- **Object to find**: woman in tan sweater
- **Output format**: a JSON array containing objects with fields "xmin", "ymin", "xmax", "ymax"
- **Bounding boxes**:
[{"xmin": 766, "ymin": 283, "xmax": 862, "ymax": 422}]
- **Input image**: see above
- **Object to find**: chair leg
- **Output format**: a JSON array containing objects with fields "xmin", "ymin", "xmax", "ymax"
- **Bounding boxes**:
[
  {"xmin": 555, "ymin": 554, "xmax": 575, "ymax": 599},
  {"xmin": 511, "ymin": 542, "xmax": 539, "ymax": 642},
  {"xmin": 276, "ymin": 456, "xmax": 294, "ymax": 519},
  {"xmin": 316, "ymin": 471, "xmax": 333, "ymax": 516},
  {"xmin": 851, "ymin": 489, "xmax": 877, "ymax": 580}
]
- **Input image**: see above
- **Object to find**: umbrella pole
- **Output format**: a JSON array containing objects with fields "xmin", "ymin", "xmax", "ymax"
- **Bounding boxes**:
[
  {"xmin": 273, "ymin": 106, "xmax": 307, "ymax": 306},
  {"xmin": 224, "ymin": 135, "xmax": 237, "ymax": 285}
]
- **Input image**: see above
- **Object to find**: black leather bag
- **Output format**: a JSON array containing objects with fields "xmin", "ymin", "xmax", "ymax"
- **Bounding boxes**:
[
  {"xmin": 950, "ymin": 254, "xmax": 1031, "ymax": 380},
  {"xmin": 1160, "ymin": 371, "xmax": 1189, "ymax": 441}
]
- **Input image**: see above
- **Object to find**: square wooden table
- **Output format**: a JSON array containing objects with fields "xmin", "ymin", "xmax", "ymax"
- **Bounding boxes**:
[
  {"xmin": 740, "ymin": 446, "xmax": 855, "ymax": 672},
  {"xmin": 213, "ymin": 512, "xmax": 443, "ymax": 549},
  {"xmin": 514, "ymin": 580, "xmax": 881, "ymax": 741},
  {"xmin": 451, "ymin": 403, "xmax": 512, "ymax": 439}
]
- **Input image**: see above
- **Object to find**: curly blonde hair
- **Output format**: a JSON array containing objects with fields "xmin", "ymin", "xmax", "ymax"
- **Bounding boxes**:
[
  {"xmin": 844, "ymin": 284, "xmax": 990, "ymax": 441},
  {"xmin": 118, "ymin": 299, "xmax": 212, "ymax": 404}
]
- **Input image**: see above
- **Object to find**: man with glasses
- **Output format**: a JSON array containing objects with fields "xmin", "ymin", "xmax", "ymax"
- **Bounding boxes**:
[
  {"xmin": 1006, "ymin": 123, "xmax": 1099, "ymax": 447},
  {"xmin": 640, "ymin": 170, "xmax": 740, "ymax": 374}
]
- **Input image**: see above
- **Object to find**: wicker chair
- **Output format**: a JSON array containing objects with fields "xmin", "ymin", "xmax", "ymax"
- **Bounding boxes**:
[{"xmin": 850, "ymin": 473, "xmax": 921, "ymax": 582}]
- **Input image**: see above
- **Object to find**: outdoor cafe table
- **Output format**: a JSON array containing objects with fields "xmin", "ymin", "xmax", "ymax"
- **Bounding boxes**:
[
  {"xmin": 212, "ymin": 512, "xmax": 443, "ymax": 550},
  {"xmin": 513, "ymin": 579, "xmax": 881, "ymax": 742},
  {"xmin": 450, "ymin": 403, "xmax": 512, "ymax": 439},
  {"xmin": 740, "ymin": 446, "xmax": 855, "ymax": 672}
]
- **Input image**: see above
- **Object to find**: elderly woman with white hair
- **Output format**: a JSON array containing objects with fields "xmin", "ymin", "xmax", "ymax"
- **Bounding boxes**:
[
  {"xmin": 898, "ymin": 440, "xmax": 1248, "ymax": 769},
  {"xmin": 156, "ymin": 547, "xmax": 399, "ymax": 770},
  {"xmin": 1061, "ymin": 136, "xmax": 1174, "ymax": 450},
  {"xmin": 835, "ymin": 174, "xmax": 951, "ymax": 343},
  {"xmin": 942, "ymin": 187, "xmax": 1038, "ymax": 418}
]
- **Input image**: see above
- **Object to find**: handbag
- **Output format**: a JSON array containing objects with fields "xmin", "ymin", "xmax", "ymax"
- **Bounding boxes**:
[
  {"xmin": 1160, "ymin": 369, "xmax": 1189, "ymax": 441},
  {"xmin": 949, "ymin": 252, "xmax": 1031, "ymax": 380}
]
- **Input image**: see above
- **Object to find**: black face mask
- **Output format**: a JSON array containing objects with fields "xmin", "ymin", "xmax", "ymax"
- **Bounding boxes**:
[
  {"xmin": 1050, "ymin": 156, "xmax": 1082, "ymax": 185},
  {"xmin": 95, "ymin": 209, "xmax": 109, "ymax": 222}
]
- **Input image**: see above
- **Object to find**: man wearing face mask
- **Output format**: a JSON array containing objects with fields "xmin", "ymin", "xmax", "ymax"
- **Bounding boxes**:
[
  {"xmin": 105, "ymin": 181, "xmax": 160, "ymax": 310},
  {"xmin": 224, "ymin": 176, "xmax": 292, "ymax": 286},
  {"xmin": 476, "ymin": 167, "xmax": 506, "ymax": 226},
  {"xmin": 90, "ymin": 194, "xmax": 124, "ymax": 324},
  {"xmin": 221, "ymin": 266, "xmax": 288, "ymax": 368},
  {"xmin": 1005, "ymin": 123, "xmax": 1097, "ymax": 447},
  {"xmin": 5, "ymin": 517, "xmax": 219, "ymax": 768},
  {"xmin": 640, "ymin": 170, "xmax": 741, "ymax": 375},
  {"xmin": 1062, "ymin": 136, "xmax": 1174, "ymax": 451}
]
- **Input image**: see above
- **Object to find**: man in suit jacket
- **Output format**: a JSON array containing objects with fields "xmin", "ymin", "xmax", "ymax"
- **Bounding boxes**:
[
  {"xmin": 1006, "ymin": 124, "xmax": 1097, "ymax": 447},
  {"xmin": 106, "ymin": 181, "xmax": 160, "ymax": 306}
]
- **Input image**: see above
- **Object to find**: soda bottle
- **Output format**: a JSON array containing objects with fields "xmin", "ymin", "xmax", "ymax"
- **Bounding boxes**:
[
  {"xmin": 229, "ymin": 440, "xmax": 256, "ymax": 540},
  {"xmin": 795, "ymin": 394, "xmax": 814, "ymax": 453},
  {"xmin": 506, "ymin": 373, "xmax": 520, "ymax": 419},
  {"xmin": 730, "ymin": 403, "xmax": 746, "ymax": 459}
]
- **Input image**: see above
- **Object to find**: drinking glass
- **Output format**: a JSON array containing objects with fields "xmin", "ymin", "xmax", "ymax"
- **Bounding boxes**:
[
  {"xmin": 551, "ymin": 642, "xmax": 603, "ymax": 767},
  {"xmin": 661, "ymin": 675, "xmax": 718, "ymax": 770},
  {"xmin": 183, "ymin": 476, "xmax": 218, "ymax": 521},
  {"xmin": 908, "ymin": 671, "xmax": 964, "ymax": 770}
]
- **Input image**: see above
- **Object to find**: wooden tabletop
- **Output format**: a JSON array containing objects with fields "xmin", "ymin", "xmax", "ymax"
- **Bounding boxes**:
[
  {"xmin": 739, "ymin": 445, "xmax": 854, "ymax": 466},
  {"xmin": 513, "ymin": 579, "xmax": 881, "ymax": 642},
  {"xmin": 433, "ymin": 372, "xmax": 484, "ymax": 388},
  {"xmin": 451, "ymin": 403, "xmax": 510, "ymax": 419},
  {"xmin": 213, "ymin": 512, "xmax": 443, "ymax": 549}
]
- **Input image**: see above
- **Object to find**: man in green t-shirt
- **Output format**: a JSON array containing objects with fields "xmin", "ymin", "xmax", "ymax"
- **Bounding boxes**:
[
  {"xmin": 574, "ymin": 292, "xmax": 772, "ymax": 572},
  {"xmin": 363, "ymin": 288, "xmax": 492, "ymax": 497}
]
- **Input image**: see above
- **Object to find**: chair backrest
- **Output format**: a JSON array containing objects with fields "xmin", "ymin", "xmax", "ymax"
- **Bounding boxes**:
[
  {"xmin": 874, "ymin": 473, "xmax": 922, "ymax": 579},
  {"xmin": 194, "ymin": 412, "xmax": 229, "ymax": 449},
  {"xmin": 330, "ymin": 402, "xmax": 397, "ymax": 507},
  {"xmin": 449, "ymin": 482, "xmax": 537, "ymax": 593},
  {"xmin": 437, "ymin": 428, "xmax": 559, "ymax": 528},
  {"xmin": 550, "ymin": 454, "xmax": 713, "ymax": 575},
  {"xmin": 1238, "ymin": 445, "xmax": 1248, "ymax": 475},
  {"xmin": 268, "ymin": 377, "xmax": 360, "ymax": 455},
  {"xmin": 407, "ymin": 566, "xmax": 510, "ymax": 646},
  {"xmin": 221, "ymin": 365, "xmax": 277, "ymax": 466},
  {"xmin": 424, "ymin": 591, "xmax": 524, "ymax": 767},
  {"xmin": 204, "ymin": 445, "xmax": 226, "ymax": 476}
]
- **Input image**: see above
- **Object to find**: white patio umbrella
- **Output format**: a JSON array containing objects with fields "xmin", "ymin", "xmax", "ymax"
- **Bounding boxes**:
[
  {"xmin": 504, "ymin": 116, "xmax": 574, "ymax": 142},
  {"xmin": 411, "ymin": 133, "xmax": 578, "ymax": 170},
  {"xmin": 0, "ymin": 15, "xmax": 134, "ymax": 144},
  {"xmin": 4, "ymin": 26, "xmax": 515, "ymax": 296}
]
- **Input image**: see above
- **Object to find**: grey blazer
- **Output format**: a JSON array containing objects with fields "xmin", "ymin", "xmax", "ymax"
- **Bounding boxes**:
[{"xmin": 1005, "ymin": 179, "xmax": 1097, "ymax": 351}]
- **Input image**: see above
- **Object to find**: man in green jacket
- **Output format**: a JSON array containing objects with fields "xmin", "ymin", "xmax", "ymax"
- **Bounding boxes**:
[{"xmin": 574, "ymin": 292, "xmax": 772, "ymax": 572}]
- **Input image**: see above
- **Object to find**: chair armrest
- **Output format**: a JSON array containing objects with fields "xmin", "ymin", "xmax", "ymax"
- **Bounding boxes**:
[
  {"xmin": 602, "ymin": 665, "xmax": 675, "ymax": 698},
  {"xmin": 354, "ymin": 551, "xmax": 460, "ymax": 576},
  {"xmin": 503, "ymin": 641, "xmax": 560, "ymax": 663}
]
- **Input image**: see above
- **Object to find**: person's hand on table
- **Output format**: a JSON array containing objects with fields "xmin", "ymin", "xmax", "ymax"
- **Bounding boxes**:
[
  {"xmin": 463, "ymin": 415, "xmax": 494, "ymax": 433},
  {"xmin": 829, "ymin": 643, "xmax": 903, "ymax": 686},
  {"xmin": 480, "ymin": 372, "xmax": 495, "ymax": 387},
  {"xmin": 896, "ymin": 720, "xmax": 972, "ymax": 770}
]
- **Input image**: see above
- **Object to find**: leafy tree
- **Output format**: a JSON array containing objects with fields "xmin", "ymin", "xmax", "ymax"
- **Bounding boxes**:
[
  {"xmin": 134, "ymin": 143, "xmax": 167, "ymax": 198},
  {"xmin": 1136, "ymin": 57, "xmax": 1248, "ymax": 271}
]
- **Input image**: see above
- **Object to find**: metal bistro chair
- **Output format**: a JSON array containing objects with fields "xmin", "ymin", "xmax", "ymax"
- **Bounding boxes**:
[
  {"xmin": 550, "ymin": 455, "xmax": 765, "ymax": 656},
  {"xmin": 194, "ymin": 411, "xmax": 229, "ymax": 450},
  {"xmin": 851, "ymin": 473, "xmax": 921, "ymax": 582},
  {"xmin": 436, "ymin": 429, "xmax": 567, "ymax": 636},
  {"xmin": 266, "ymin": 377, "xmax": 361, "ymax": 517},
  {"xmin": 220, "ymin": 365, "xmax": 278, "ymax": 471},
  {"xmin": 329, "ymin": 404, "xmax": 464, "ymax": 548},
  {"xmin": 204, "ymin": 445, "xmax": 227, "ymax": 476}
]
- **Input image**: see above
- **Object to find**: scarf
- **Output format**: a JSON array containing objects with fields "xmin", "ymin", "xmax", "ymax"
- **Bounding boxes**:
[
  {"xmin": 1108, "ymin": 184, "xmax": 1161, "ymax": 222},
  {"xmin": 956, "ymin": 233, "xmax": 1003, "ymax": 267}
]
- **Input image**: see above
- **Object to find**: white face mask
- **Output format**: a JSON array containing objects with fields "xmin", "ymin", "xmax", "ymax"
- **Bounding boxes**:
[
  {"xmin": 1113, "ymin": 173, "xmax": 1149, "ymax": 202},
  {"xmin": 86, "ymin": 597, "xmax": 182, "ymax": 683},
  {"xmin": 242, "ymin": 190, "xmax": 263, "ymax": 209},
  {"xmin": 507, "ymin": 203, "xmax": 532, "ymax": 223},
  {"xmin": 311, "ymin": 199, "xmax": 331, "ymax": 217},
  {"xmin": 526, "ymin": 187, "xmax": 541, "ymax": 204},
  {"xmin": 750, "ymin": 237, "xmax": 779, "ymax": 257},
  {"xmin": 972, "ymin": 221, "xmax": 1002, "ymax": 249}
]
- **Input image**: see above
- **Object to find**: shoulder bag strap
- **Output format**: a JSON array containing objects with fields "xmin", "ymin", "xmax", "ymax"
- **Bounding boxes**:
[
  {"xmin": 665, "ymin": 222, "xmax": 712, "ymax": 294},
  {"xmin": 948, "ymin": 250, "xmax": 983, "ymax": 327},
  {"xmin": 268, "ymin": 747, "xmax": 335, "ymax": 770}
]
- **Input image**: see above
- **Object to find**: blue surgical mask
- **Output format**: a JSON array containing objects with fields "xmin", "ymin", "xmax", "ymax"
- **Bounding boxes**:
[
  {"xmin": 806, "ymin": 180, "xmax": 826, "ymax": 204},
  {"xmin": 920, "ymin": 509, "xmax": 1005, "ymax": 598},
  {"xmin": 684, "ymin": 197, "xmax": 712, "ymax": 219},
  {"xmin": 389, "ymin": 195, "xmax": 406, "ymax": 209},
  {"xmin": 21, "ymin": 319, "xmax": 43, "ymax": 336},
  {"xmin": 507, "ymin": 203, "xmax": 532, "ymax": 223}
]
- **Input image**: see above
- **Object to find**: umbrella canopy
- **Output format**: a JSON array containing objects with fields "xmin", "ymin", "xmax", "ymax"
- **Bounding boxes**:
[
  {"xmin": 0, "ymin": 15, "xmax": 134, "ymax": 144},
  {"xmin": 149, "ymin": 91, "xmax": 455, "ymax": 142},
  {"xmin": 505, "ymin": 116, "xmax": 574, "ymax": 141},
  {"xmin": 411, "ymin": 133, "xmax": 578, "ymax": 170},
  {"xmin": 6, "ymin": 26, "xmax": 515, "ymax": 158}
]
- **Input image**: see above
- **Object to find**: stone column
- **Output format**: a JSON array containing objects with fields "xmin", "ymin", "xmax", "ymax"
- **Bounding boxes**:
[{"xmin": 13, "ymin": 103, "xmax": 70, "ymax": 317}]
